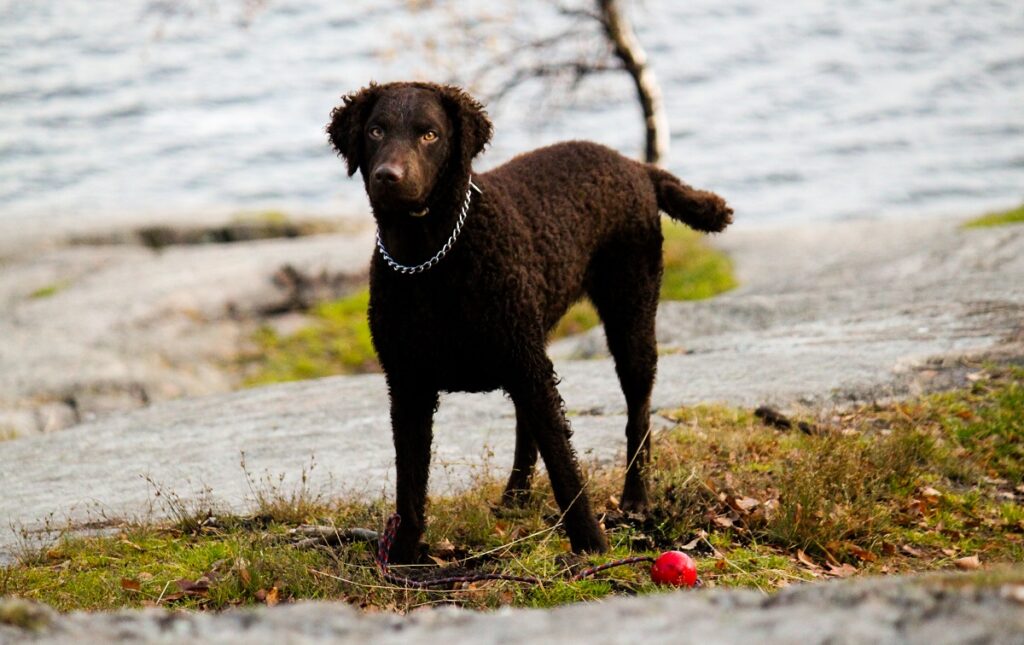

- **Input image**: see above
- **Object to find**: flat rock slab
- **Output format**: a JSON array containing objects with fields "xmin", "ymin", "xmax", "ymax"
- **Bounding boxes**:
[
  {"xmin": 1, "ymin": 216, "xmax": 1022, "ymax": 558},
  {"xmin": 3, "ymin": 573, "xmax": 1024, "ymax": 644}
]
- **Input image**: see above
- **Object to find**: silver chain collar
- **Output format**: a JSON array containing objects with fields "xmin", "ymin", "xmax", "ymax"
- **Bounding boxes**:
[{"xmin": 375, "ymin": 178, "xmax": 482, "ymax": 275}]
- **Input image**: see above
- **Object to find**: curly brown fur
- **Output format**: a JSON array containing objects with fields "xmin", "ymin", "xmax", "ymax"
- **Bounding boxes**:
[{"xmin": 327, "ymin": 82, "xmax": 732, "ymax": 563}]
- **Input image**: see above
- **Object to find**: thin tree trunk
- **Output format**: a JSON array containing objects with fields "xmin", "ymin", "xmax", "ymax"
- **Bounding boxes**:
[{"xmin": 597, "ymin": 0, "xmax": 669, "ymax": 165}]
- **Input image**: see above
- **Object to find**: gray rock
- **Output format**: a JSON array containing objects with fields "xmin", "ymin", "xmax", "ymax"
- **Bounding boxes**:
[
  {"xmin": 0, "ymin": 228, "xmax": 374, "ymax": 435},
  {"xmin": 3, "ymin": 574, "xmax": 1023, "ymax": 644}
]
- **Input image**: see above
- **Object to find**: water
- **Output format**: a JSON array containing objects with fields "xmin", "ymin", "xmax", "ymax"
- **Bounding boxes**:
[{"xmin": 1, "ymin": 0, "xmax": 1022, "ymax": 235}]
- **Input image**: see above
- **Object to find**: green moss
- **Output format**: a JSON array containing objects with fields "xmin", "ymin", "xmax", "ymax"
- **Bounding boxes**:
[
  {"xmin": 963, "ymin": 203, "xmax": 1024, "ymax": 228},
  {"xmin": 28, "ymin": 282, "xmax": 68, "ymax": 299},
  {"xmin": 242, "ymin": 289, "xmax": 378, "ymax": 386},
  {"xmin": 231, "ymin": 210, "xmax": 291, "ymax": 226},
  {"xmin": 659, "ymin": 222, "xmax": 737, "ymax": 301}
]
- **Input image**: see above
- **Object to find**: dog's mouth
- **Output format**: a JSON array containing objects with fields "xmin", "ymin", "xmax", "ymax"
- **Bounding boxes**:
[{"xmin": 368, "ymin": 186, "xmax": 430, "ymax": 218}]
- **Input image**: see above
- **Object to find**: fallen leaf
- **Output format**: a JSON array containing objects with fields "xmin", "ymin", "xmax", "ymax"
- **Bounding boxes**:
[
  {"xmin": 714, "ymin": 559, "xmax": 727, "ymax": 572},
  {"xmin": 954, "ymin": 555, "xmax": 981, "ymax": 571},
  {"xmin": 796, "ymin": 549, "xmax": 821, "ymax": 570},
  {"xmin": 824, "ymin": 562, "xmax": 857, "ymax": 578},
  {"xmin": 713, "ymin": 515, "xmax": 734, "ymax": 528},
  {"xmin": 846, "ymin": 543, "xmax": 877, "ymax": 563},
  {"xmin": 120, "ymin": 578, "xmax": 142, "ymax": 592},
  {"xmin": 432, "ymin": 538, "xmax": 456, "ymax": 560},
  {"xmin": 679, "ymin": 536, "xmax": 701, "ymax": 551},
  {"xmin": 119, "ymin": 539, "xmax": 144, "ymax": 552},
  {"xmin": 920, "ymin": 486, "xmax": 942, "ymax": 501},
  {"xmin": 175, "ymin": 577, "xmax": 210, "ymax": 594},
  {"xmin": 734, "ymin": 497, "xmax": 760, "ymax": 512},
  {"xmin": 880, "ymin": 542, "xmax": 897, "ymax": 556},
  {"xmin": 265, "ymin": 586, "xmax": 280, "ymax": 607},
  {"xmin": 428, "ymin": 555, "xmax": 452, "ymax": 568},
  {"xmin": 901, "ymin": 545, "xmax": 924, "ymax": 558},
  {"xmin": 238, "ymin": 565, "xmax": 251, "ymax": 586},
  {"xmin": 606, "ymin": 495, "xmax": 620, "ymax": 511},
  {"xmin": 137, "ymin": 572, "xmax": 154, "ymax": 582}
]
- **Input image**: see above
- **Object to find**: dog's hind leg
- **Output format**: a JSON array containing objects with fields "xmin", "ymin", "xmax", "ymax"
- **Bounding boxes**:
[
  {"xmin": 588, "ymin": 236, "xmax": 662, "ymax": 512},
  {"xmin": 388, "ymin": 383, "xmax": 440, "ymax": 563},
  {"xmin": 501, "ymin": 408, "xmax": 538, "ymax": 507},
  {"xmin": 507, "ymin": 350, "xmax": 608, "ymax": 554}
]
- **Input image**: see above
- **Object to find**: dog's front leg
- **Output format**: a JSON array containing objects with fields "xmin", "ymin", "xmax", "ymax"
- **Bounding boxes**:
[{"xmin": 388, "ymin": 384, "xmax": 439, "ymax": 564}]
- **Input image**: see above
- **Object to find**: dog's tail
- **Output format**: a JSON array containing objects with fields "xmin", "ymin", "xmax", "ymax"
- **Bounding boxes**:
[{"xmin": 646, "ymin": 166, "xmax": 733, "ymax": 233}]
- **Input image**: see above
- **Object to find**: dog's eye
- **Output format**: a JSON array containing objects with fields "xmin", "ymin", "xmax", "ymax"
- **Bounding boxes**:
[
  {"xmin": 422, "ymin": 130, "xmax": 438, "ymax": 142},
  {"xmin": 368, "ymin": 126, "xmax": 384, "ymax": 139}
]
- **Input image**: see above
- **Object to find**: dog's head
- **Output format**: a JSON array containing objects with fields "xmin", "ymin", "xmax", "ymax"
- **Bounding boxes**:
[{"xmin": 327, "ymin": 82, "xmax": 492, "ymax": 216}]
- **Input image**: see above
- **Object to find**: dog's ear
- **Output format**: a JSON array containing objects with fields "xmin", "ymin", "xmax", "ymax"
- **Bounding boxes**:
[
  {"xmin": 437, "ymin": 85, "xmax": 493, "ymax": 169},
  {"xmin": 327, "ymin": 84, "xmax": 381, "ymax": 177}
]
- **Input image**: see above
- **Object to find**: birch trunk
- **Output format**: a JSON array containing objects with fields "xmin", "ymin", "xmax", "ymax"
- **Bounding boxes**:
[{"xmin": 597, "ymin": 0, "xmax": 669, "ymax": 165}]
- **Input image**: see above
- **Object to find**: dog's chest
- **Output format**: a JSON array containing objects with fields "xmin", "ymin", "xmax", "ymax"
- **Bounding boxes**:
[{"xmin": 369, "ymin": 269, "xmax": 516, "ymax": 392}]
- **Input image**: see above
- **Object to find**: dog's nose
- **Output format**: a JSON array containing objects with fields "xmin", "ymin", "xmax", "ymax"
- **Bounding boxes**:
[{"xmin": 373, "ymin": 164, "xmax": 403, "ymax": 185}]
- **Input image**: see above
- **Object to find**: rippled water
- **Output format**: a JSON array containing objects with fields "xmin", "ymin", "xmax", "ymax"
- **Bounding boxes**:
[{"xmin": 1, "ymin": 0, "xmax": 1022, "ymax": 233}]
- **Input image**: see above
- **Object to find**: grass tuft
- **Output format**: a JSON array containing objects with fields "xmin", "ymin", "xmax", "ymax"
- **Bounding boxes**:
[
  {"xmin": 28, "ymin": 282, "xmax": 69, "ymax": 299},
  {"xmin": 963, "ymin": 203, "xmax": 1024, "ymax": 228}
]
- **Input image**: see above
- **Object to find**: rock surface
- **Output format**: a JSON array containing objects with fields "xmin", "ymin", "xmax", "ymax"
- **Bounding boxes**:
[
  {"xmin": 0, "ymin": 225, "xmax": 373, "ymax": 436},
  {"xmin": 1, "ymin": 214, "xmax": 1023, "ymax": 641},
  {"xmin": 2, "ymin": 215, "xmax": 1022, "ymax": 553},
  {"xmin": 3, "ymin": 573, "xmax": 1024, "ymax": 644}
]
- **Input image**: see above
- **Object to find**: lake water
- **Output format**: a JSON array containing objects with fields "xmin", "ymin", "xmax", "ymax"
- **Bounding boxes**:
[{"xmin": 1, "ymin": 0, "xmax": 1022, "ymax": 235}]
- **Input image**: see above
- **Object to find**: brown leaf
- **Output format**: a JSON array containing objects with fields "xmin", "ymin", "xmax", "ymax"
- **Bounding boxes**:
[
  {"xmin": 954, "ymin": 555, "xmax": 981, "ymax": 571},
  {"xmin": 605, "ymin": 495, "xmax": 620, "ymax": 511},
  {"xmin": 920, "ymin": 486, "xmax": 942, "ymax": 500},
  {"xmin": 679, "ymin": 536, "xmax": 701, "ymax": 551},
  {"xmin": 880, "ymin": 542, "xmax": 897, "ymax": 556},
  {"xmin": 846, "ymin": 543, "xmax": 877, "ymax": 563},
  {"xmin": 120, "ymin": 578, "xmax": 142, "ymax": 592},
  {"xmin": 160, "ymin": 592, "xmax": 185, "ymax": 603},
  {"xmin": 265, "ymin": 586, "xmax": 280, "ymax": 607},
  {"xmin": 119, "ymin": 539, "xmax": 144, "ymax": 552},
  {"xmin": 734, "ymin": 497, "xmax": 760, "ymax": 513},
  {"xmin": 254, "ymin": 589, "xmax": 267, "ymax": 602},
  {"xmin": 901, "ymin": 544, "xmax": 924, "ymax": 558},
  {"xmin": 175, "ymin": 577, "xmax": 210, "ymax": 594},
  {"xmin": 432, "ymin": 538, "xmax": 456, "ymax": 560},
  {"xmin": 712, "ymin": 515, "xmax": 734, "ymax": 528},
  {"xmin": 824, "ymin": 562, "xmax": 858, "ymax": 578},
  {"xmin": 428, "ymin": 555, "xmax": 452, "ymax": 568},
  {"xmin": 239, "ymin": 565, "xmax": 251, "ymax": 586},
  {"xmin": 796, "ymin": 549, "xmax": 821, "ymax": 570}
]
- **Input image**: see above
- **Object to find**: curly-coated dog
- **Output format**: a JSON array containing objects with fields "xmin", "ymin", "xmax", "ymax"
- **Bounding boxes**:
[{"xmin": 328, "ymin": 81, "xmax": 732, "ymax": 562}]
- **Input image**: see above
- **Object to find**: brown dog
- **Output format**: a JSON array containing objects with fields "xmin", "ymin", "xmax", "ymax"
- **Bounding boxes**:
[{"xmin": 327, "ymin": 81, "xmax": 732, "ymax": 562}]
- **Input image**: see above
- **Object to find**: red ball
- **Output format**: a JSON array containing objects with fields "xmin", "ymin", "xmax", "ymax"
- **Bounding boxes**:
[{"xmin": 650, "ymin": 550, "xmax": 698, "ymax": 587}]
